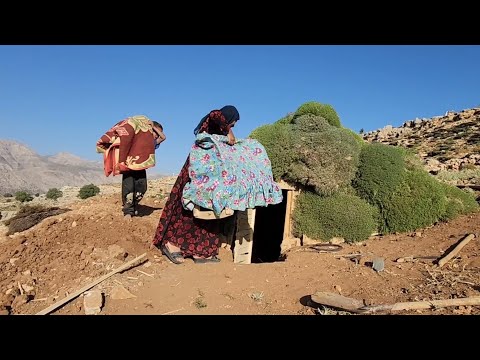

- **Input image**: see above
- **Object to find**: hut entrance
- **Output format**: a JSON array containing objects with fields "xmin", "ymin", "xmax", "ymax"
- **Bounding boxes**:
[
  {"xmin": 231, "ymin": 181, "xmax": 298, "ymax": 264},
  {"xmin": 251, "ymin": 189, "xmax": 288, "ymax": 263}
]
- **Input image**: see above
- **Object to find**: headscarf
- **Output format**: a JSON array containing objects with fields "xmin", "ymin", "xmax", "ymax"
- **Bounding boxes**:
[{"xmin": 193, "ymin": 105, "xmax": 240, "ymax": 135}]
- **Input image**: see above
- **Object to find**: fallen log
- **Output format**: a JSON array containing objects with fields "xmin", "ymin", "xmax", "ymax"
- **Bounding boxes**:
[
  {"xmin": 437, "ymin": 234, "xmax": 476, "ymax": 268},
  {"xmin": 36, "ymin": 253, "xmax": 147, "ymax": 315},
  {"xmin": 310, "ymin": 291, "xmax": 480, "ymax": 314},
  {"xmin": 310, "ymin": 291, "xmax": 366, "ymax": 313}
]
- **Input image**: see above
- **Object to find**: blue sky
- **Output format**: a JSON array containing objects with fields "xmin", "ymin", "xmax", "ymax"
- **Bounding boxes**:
[{"xmin": 1, "ymin": 45, "xmax": 479, "ymax": 175}]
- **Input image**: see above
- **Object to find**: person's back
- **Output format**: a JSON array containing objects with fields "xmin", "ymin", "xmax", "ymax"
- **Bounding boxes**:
[{"xmin": 96, "ymin": 115, "xmax": 166, "ymax": 218}]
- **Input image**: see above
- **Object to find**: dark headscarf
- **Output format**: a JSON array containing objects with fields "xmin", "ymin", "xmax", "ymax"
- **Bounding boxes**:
[{"xmin": 194, "ymin": 105, "xmax": 240, "ymax": 135}]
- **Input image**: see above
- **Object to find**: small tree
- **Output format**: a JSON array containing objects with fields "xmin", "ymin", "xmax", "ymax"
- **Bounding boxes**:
[
  {"xmin": 46, "ymin": 188, "xmax": 63, "ymax": 201},
  {"xmin": 15, "ymin": 191, "xmax": 33, "ymax": 203},
  {"xmin": 78, "ymin": 184, "xmax": 100, "ymax": 199}
]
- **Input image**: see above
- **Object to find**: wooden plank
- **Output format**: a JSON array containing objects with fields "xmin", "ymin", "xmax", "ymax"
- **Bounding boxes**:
[
  {"xmin": 311, "ymin": 291, "xmax": 365, "ymax": 313},
  {"xmin": 277, "ymin": 180, "xmax": 296, "ymax": 191},
  {"xmin": 233, "ymin": 209, "xmax": 256, "ymax": 264},
  {"xmin": 36, "ymin": 253, "xmax": 147, "ymax": 315},
  {"xmin": 311, "ymin": 291, "xmax": 480, "ymax": 314},
  {"xmin": 363, "ymin": 297, "xmax": 480, "ymax": 314},
  {"xmin": 193, "ymin": 205, "xmax": 234, "ymax": 220},
  {"xmin": 437, "ymin": 233, "xmax": 476, "ymax": 268},
  {"xmin": 282, "ymin": 190, "xmax": 293, "ymax": 241}
]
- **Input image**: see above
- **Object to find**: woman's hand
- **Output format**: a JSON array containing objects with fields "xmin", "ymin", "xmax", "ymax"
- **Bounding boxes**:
[{"xmin": 227, "ymin": 129, "xmax": 236, "ymax": 146}]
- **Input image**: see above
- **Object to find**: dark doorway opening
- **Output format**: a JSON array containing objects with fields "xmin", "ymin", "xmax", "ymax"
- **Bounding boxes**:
[{"xmin": 251, "ymin": 190, "xmax": 288, "ymax": 263}]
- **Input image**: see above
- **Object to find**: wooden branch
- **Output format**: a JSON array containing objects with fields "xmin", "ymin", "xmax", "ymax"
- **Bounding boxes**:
[
  {"xmin": 361, "ymin": 296, "xmax": 480, "ymax": 314},
  {"xmin": 310, "ymin": 291, "xmax": 366, "ymax": 313},
  {"xmin": 36, "ymin": 253, "xmax": 147, "ymax": 315},
  {"xmin": 311, "ymin": 291, "xmax": 480, "ymax": 314},
  {"xmin": 437, "ymin": 234, "xmax": 476, "ymax": 268}
]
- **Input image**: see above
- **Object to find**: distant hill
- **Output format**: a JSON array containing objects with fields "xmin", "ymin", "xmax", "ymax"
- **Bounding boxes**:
[
  {"xmin": 0, "ymin": 140, "xmax": 120, "ymax": 194},
  {"xmin": 362, "ymin": 107, "xmax": 480, "ymax": 186}
]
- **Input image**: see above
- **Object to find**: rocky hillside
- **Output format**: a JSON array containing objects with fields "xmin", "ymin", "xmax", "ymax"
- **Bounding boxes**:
[
  {"xmin": 0, "ymin": 140, "xmax": 120, "ymax": 194},
  {"xmin": 362, "ymin": 107, "xmax": 480, "ymax": 186}
]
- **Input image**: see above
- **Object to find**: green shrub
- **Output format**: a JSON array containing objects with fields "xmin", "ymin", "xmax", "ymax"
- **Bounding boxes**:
[
  {"xmin": 15, "ymin": 191, "xmax": 33, "ymax": 203},
  {"xmin": 381, "ymin": 169, "xmax": 447, "ymax": 234},
  {"xmin": 343, "ymin": 128, "xmax": 366, "ymax": 147},
  {"xmin": 353, "ymin": 143, "xmax": 406, "ymax": 205},
  {"xmin": 78, "ymin": 184, "xmax": 100, "ymax": 199},
  {"xmin": 293, "ymin": 101, "xmax": 341, "ymax": 128},
  {"xmin": 292, "ymin": 114, "xmax": 332, "ymax": 133},
  {"xmin": 293, "ymin": 191, "xmax": 379, "ymax": 243},
  {"xmin": 287, "ymin": 126, "xmax": 361, "ymax": 196},
  {"xmin": 46, "ymin": 188, "xmax": 63, "ymax": 201},
  {"xmin": 441, "ymin": 184, "xmax": 479, "ymax": 220},
  {"xmin": 249, "ymin": 123, "xmax": 295, "ymax": 181},
  {"xmin": 274, "ymin": 112, "xmax": 295, "ymax": 126}
]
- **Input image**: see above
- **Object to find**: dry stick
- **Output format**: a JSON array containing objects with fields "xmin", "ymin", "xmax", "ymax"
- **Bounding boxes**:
[
  {"xmin": 437, "ymin": 234, "xmax": 476, "ymax": 268},
  {"xmin": 311, "ymin": 291, "xmax": 480, "ymax": 314},
  {"xmin": 361, "ymin": 296, "xmax": 480, "ymax": 314},
  {"xmin": 35, "ymin": 253, "xmax": 147, "ymax": 315},
  {"xmin": 161, "ymin": 308, "xmax": 184, "ymax": 315}
]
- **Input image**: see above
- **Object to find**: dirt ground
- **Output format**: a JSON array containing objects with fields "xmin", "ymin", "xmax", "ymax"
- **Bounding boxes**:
[{"xmin": 0, "ymin": 179, "xmax": 479, "ymax": 316}]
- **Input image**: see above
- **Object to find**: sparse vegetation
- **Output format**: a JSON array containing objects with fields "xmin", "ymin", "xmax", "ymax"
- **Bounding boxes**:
[
  {"xmin": 3, "ymin": 193, "xmax": 13, "ymax": 198},
  {"xmin": 437, "ymin": 168, "xmax": 480, "ymax": 184},
  {"xmin": 441, "ymin": 184, "xmax": 479, "ymax": 221},
  {"xmin": 15, "ymin": 191, "xmax": 33, "ymax": 203},
  {"xmin": 46, "ymin": 188, "xmax": 63, "ymax": 201},
  {"xmin": 78, "ymin": 184, "xmax": 100, "ymax": 199}
]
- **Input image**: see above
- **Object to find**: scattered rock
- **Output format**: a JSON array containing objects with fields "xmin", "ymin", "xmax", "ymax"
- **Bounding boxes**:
[
  {"xmin": 11, "ymin": 294, "xmax": 30, "ymax": 309},
  {"xmin": 72, "ymin": 221, "xmax": 77, "ymax": 227},
  {"xmin": 330, "ymin": 237, "xmax": 345, "ymax": 245},
  {"xmin": 110, "ymin": 285, "xmax": 136, "ymax": 300},
  {"xmin": 372, "ymin": 257, "xmax": 385, "ymax": 272},
  {"xmin": 114, "ymin": 251, "xmax": 128, "ymax": 261},
  {"xmin": 83, "ymin": 290, "xmax": 103, "ymax": 315}
]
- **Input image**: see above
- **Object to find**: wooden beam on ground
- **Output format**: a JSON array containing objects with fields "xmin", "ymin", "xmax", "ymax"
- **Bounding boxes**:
[
  {"xmin": 36, "ymin": 253, "xmax": 147, "ymax": 315},
  {"xmin": 310, "ymin": 291, "xmax": 480, "ymax": 314},
  {"xmin": 437, "ymin": 233, "xmax": 476, "ymax": 268},
  {"xmin": 362, "ymin": 297, "xmax": 480, "ymax": 314}
]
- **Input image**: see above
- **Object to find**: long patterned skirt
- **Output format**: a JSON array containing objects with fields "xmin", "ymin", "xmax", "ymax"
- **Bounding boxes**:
[{"xmin": 152, "ymin": 157, "xmax": 226, "ymax": 258}]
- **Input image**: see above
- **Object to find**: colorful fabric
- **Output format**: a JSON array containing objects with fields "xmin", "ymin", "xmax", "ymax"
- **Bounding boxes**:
[
  {"xmin": 182, "ymin": 133, "xmax": 283, "ymax": 216},
  {"xmin": 96, "ymin": 115, "xmax": 157, "ymax": 176},
  {"xmin": 153, "ymin": 109, "xmax": 240, "ymax": 259}
]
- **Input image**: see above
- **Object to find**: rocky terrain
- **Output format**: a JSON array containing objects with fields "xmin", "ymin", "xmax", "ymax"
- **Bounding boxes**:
[
  {"xmin": 362, "ymin": 108, "xmax": 480, "ymax": 188},
  {"xmin": 0, "ymin": 140, "xmax": 120, "ymax": 194}
]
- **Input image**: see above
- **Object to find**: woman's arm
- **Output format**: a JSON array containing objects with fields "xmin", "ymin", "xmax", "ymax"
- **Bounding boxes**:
[{"xmin": 227, "ymin": 127, "xmax": 236, "ymax": 146}]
